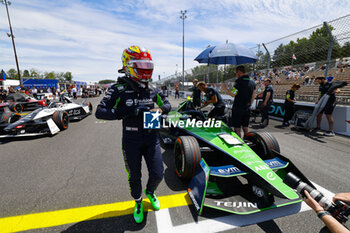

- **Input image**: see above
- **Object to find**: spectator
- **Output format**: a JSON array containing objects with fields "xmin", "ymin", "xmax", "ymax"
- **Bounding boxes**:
[
  {"xmin": 174, "ymin": 86, "xmax": 180, "ymax": 99},
  {"xmin": 282, "ymin": 83, "xmax": 300, "ymax": 127},
  {"xmin": 327, "ymin": 73, "xmax": 334, "ymax": 83},
  {"xmin": 314, "ymin": 76, "xmax": 340, "ymax": 136},
  {"xmin": 31, "ymin": 87, "xmax": 38, "ymax": 99},
  {"xmin": 336, "ymin": 58, "xmax": 346, "ymax": 73},
  {"xmin": 0, "ymin": 86, "xmax": 7, "ymax": 102},
  {"xmin": 72, "ymin": 86, "xmax": 77, "ymax": 99}
]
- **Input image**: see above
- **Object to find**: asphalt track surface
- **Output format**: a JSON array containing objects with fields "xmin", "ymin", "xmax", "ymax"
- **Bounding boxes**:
[{"xmin": 0, "ymin": 96, "xmax": 349, "ymax": 233}]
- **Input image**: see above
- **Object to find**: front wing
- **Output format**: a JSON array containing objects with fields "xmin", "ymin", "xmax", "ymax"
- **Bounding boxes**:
[{"xmin": 188, "ymin": 157, "xmax": 308, "ymax": 215}]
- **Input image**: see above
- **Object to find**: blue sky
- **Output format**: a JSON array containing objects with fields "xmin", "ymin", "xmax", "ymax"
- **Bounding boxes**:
[{"xmin": 1, "ymin": 0, "xmax": 349, "ymax": 82}]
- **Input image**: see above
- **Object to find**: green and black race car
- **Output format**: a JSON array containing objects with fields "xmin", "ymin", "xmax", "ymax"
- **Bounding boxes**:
[{"xmin": 158, "ymin": 99, "xmax": 315, "ymax": 215}]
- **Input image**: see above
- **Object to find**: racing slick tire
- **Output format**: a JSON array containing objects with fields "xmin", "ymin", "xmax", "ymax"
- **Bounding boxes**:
[
  {"xmin": 52, "ymin": 111, "xmax": 69, "ymax": 130},
  {"xmin": 9, "ymin": 103, "xmax": 23, "ymax": 113},
  {"xmin": 174, "ymin": 136, "xmax": 201, "ymax": 180},
  {"xmin": 244, "ymin": 131, "xmax": 280, "ymax": 160},
  {"xmin": 0, "ymin": 112, "xmax": 21, "ymax": 124}
]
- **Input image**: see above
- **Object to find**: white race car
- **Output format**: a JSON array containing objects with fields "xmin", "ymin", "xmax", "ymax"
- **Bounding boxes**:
[{"xmin": 0, "ymin": 96, "xmax": 93, "ymax": 138}]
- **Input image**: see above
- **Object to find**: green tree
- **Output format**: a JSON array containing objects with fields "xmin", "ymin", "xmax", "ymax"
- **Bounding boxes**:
[
  {"xmin": 7, "ymin": 68, "xmax": 18, "ymax": 80},
  {"xmin": 30, "ymin": 69, "xmax": 39, "ymax": 77},
  {"xmin": 23, "ymin": 69, "xmax": 30, "ymax": 77},
  {"xmin": 340, "ymin": 42, "xmax": 350, "ymax": 57},
  {"xmin": 99, "ymin": 79, "xmax": 116, "ymax": 84},
  {"xmin": 56, "ymin": 72, "xmax": 64, "ymax": 81},
  {"xmin": 45, "ymin": 71, "xmax": 56, "ymax": 79},
  {"xmin": 63, "ymin": 72, "xmax": 73, "ymax": 82}
]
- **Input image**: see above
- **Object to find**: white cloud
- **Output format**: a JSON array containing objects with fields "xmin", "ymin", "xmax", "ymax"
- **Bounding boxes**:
[{"xmin": 0, "ymin": 0, "xmax": 349, "ymax": 81}]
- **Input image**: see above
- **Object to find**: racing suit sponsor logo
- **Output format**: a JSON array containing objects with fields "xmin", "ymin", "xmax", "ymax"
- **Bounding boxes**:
[
  {"xmin": 214, "ymin": 201, "xmax": 258, "ymax": 209},
  {"xmin": 125, "ymin": 99, "xmax": 133, "ymax": 106},
  {"xmin": 134, "ymin": 98, "xmax": 153, "ymax": 105}
]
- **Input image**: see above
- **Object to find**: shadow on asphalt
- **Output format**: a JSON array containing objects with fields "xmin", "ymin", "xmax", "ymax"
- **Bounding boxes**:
[
  {"xmin": 289, "ymin": 127, "xmax": 327, "ymax": 143},
  {"xmin": 161, "ymin": 146, "xmax": 187, "ymax": 192},
  {"xmin": 61, "ymin": 210, "xmax": 148, "ymax": 233},
  {"xmin": 0, "ymin": 134, "xmax": 49, "ymax": 144}
]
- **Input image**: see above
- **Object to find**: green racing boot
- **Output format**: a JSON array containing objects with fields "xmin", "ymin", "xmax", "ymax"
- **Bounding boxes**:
[
  {"xmin": 133, "ymin": 200, "xmax": 143, "ymax": 223},
  {"xmin": 144, "ymin": 189, "xmax": 160, "ymax": 210}
]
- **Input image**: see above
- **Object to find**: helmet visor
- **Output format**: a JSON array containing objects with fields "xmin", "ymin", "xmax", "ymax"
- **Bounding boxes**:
[{"xmin": 128, "ymin": 60, "xmax": 154, "ymax": 69}]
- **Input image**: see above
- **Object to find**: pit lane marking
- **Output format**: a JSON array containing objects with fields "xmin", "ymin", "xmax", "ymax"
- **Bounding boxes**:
[
  {"xmin": 0, "ymin": 192, "xmax": 191, "ymax": 233},
  {"xmin": 155, "ymin": 182, "xmax": 335, "ymax": 233}
]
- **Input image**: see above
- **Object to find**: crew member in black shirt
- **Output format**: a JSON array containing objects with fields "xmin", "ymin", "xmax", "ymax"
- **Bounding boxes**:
[
  {"xmin": 314, "ymin": 76, "xmax": 340, "ymax": 136},
  {"xmin": 197, "ymin": 82, "xmax": 225, "ymax": 118},
  {"xmin": 282, "ymin": 83, "xmax": 300, "ymax": 126},
  {"xmin": 191, "ymin": 79, "xmax": 201, "ymax": 108},
  {"xmin": 222, "ymin": 65, "xmax": 256, "ymax": 138},
  {"xmin": 260, "ymin": 78, "xmax": 273, "ymax": 128}
]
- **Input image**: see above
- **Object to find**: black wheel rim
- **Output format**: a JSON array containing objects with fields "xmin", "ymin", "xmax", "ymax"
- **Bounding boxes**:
[{"xmin": 62, "ymin": 114, "xmax": 69, "ymax": 127}]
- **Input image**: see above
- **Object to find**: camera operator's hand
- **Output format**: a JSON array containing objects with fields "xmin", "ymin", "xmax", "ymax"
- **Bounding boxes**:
[
  {"xmin": 304, "ymin": 191, "xmax": 350, "ymax": 233},
  {"xmin": 303, "ymin": 190, "xmax": 325, "ymax": 213},
  {"xmin": 333, "ymin": 193, "xmax": 350, "ymax": 204}
]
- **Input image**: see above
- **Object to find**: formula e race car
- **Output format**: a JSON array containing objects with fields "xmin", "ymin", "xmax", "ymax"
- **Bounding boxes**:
[
  {"xmin": 158, "ymin": 99, "xmax": 315, "ymax": 215},
  {"xmin": 0, "ymin": 96, "xmax": 93, "ymax": 138},
  {"xmin": 0, "ymin": 92, "xmax": 47, "ymax": 113}
]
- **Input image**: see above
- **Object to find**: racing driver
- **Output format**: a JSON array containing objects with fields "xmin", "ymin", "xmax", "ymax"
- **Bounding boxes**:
[{"xmin": 95, "ymin": 45, "xmax": 171, "ymax": 223}]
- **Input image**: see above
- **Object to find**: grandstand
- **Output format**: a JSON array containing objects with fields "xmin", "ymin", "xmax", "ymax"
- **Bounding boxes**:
[{"xmin": 273, "ymin": 67, "xmax": 350, "ymax": 105}]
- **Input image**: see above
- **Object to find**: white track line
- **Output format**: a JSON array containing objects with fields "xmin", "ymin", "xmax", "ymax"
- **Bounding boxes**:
[{"xmin": 156, "ymin": 181, "xmax": 334, "ymax": 233}]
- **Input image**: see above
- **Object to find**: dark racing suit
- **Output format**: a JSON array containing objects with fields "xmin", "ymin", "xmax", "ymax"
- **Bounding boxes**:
[{"xmin": 95, "ymin": 76, "xmax": 171, "ymax": 199}]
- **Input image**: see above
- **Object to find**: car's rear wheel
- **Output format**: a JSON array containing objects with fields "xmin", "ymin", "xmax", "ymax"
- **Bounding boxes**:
[
  {"xmin": 0, "ymin": 112, "xmax": 21, "ymax": 124},
  {"xmin": 9, "ymin": 103, "xmax": 23, "ymax": 113},
  {"xmin": 174, "ymin": 136, "xmax": 201, "ymax": 180},
  {"xmin": 52, "ymin": 111, "xmax": 69, "ymax": 130},
  {"xmin": 244, "ymin": 131, "xmax": 280, "ymax": 160}
]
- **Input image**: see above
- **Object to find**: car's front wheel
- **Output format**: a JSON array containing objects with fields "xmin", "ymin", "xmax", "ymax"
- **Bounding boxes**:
[
  {"xmin": 244, "ymin": 131, "xmax": 280, "ymax": 160},
  {"xmin": 52, "ymin": 111, "xmax": 69, "ymax": 130},
  {"xmin": 174, "ymin": 136, "xmax": 201, "ymax": 180}
]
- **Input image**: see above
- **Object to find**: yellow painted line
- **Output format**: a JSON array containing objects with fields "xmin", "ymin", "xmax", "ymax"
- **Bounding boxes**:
[{"xmin": 0, "ymin": 192, "xmax": 192, "ymax": 233}]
